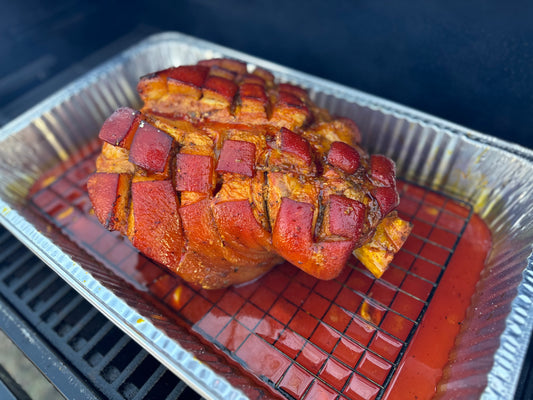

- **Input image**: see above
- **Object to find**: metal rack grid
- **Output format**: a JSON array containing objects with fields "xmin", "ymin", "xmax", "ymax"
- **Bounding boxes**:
[{"xmin": 27, "ymin": 145, "xmax": 472, "ymax": 400}]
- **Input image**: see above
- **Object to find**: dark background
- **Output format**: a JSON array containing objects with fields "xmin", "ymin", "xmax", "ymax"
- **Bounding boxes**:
[{"xmin": 0, "ymin": 0, "xmax": 532, "ymax": 149}]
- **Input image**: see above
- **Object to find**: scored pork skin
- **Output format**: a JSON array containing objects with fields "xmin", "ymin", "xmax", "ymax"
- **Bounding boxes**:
[{"xmin": 88, "ymin": 59, "xmax": 411, "ymax": 289}]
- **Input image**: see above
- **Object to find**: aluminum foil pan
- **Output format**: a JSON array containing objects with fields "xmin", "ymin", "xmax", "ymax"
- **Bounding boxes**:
[{"xmin": 1, "ymin": 32, "xmax": 532, "ymax": 399}]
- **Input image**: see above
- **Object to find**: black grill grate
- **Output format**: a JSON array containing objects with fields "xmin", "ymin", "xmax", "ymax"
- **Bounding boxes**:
[{"xmin": 0, "ymin": 225, "xmax": 203, "ymax": 400}]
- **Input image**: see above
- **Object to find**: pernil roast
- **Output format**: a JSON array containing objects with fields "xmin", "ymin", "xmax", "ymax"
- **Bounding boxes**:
[{"xmin": 87, "ymin": 58, "xmax": 411, "ymax": 289}]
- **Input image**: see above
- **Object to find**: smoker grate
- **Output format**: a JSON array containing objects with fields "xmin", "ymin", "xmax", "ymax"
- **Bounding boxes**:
[
  {"xmin": 0, "ymin": 226, "xmax": 203, "ymax": 400},
  {"xmin": 26, "ymin": 143, "xmax": 473, "ymax": 400}
]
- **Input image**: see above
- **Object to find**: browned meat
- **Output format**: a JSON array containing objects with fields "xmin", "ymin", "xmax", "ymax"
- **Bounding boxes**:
[{"xmin": 88, "ymin": 59, "xmax": 411, "ymax": 289}]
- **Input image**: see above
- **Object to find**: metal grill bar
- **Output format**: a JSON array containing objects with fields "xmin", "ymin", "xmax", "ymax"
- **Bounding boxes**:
[
  {"xmin": 19, "ymin": 271, "xmax": 57, "ymax": 301},
  {"xmin": 112, "ymin": 350, "xmax": 149, "ymax": 391},
  {"xmin": 82, "ymin": 321, "xmax": 123, "ymax": 361},
  {"xmin": 28, "ymin": 281, "xmax": 71, "ymax": 314},
  {"xmin": 95, "ymin": 335, "xmax": 135, "ymax": 372},
  {"xmin": 43, "ymin": 293, "xmax": 85, "ymax": 326},
  {"xmin": 61, "ymin": 306, "xmax": 101, "ymax": 342}
]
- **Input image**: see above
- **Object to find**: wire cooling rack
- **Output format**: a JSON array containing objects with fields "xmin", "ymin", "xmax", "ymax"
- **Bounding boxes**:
[{"xmin": 29, "ymin": 146, "xmax": 472, "ymax": 400}]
